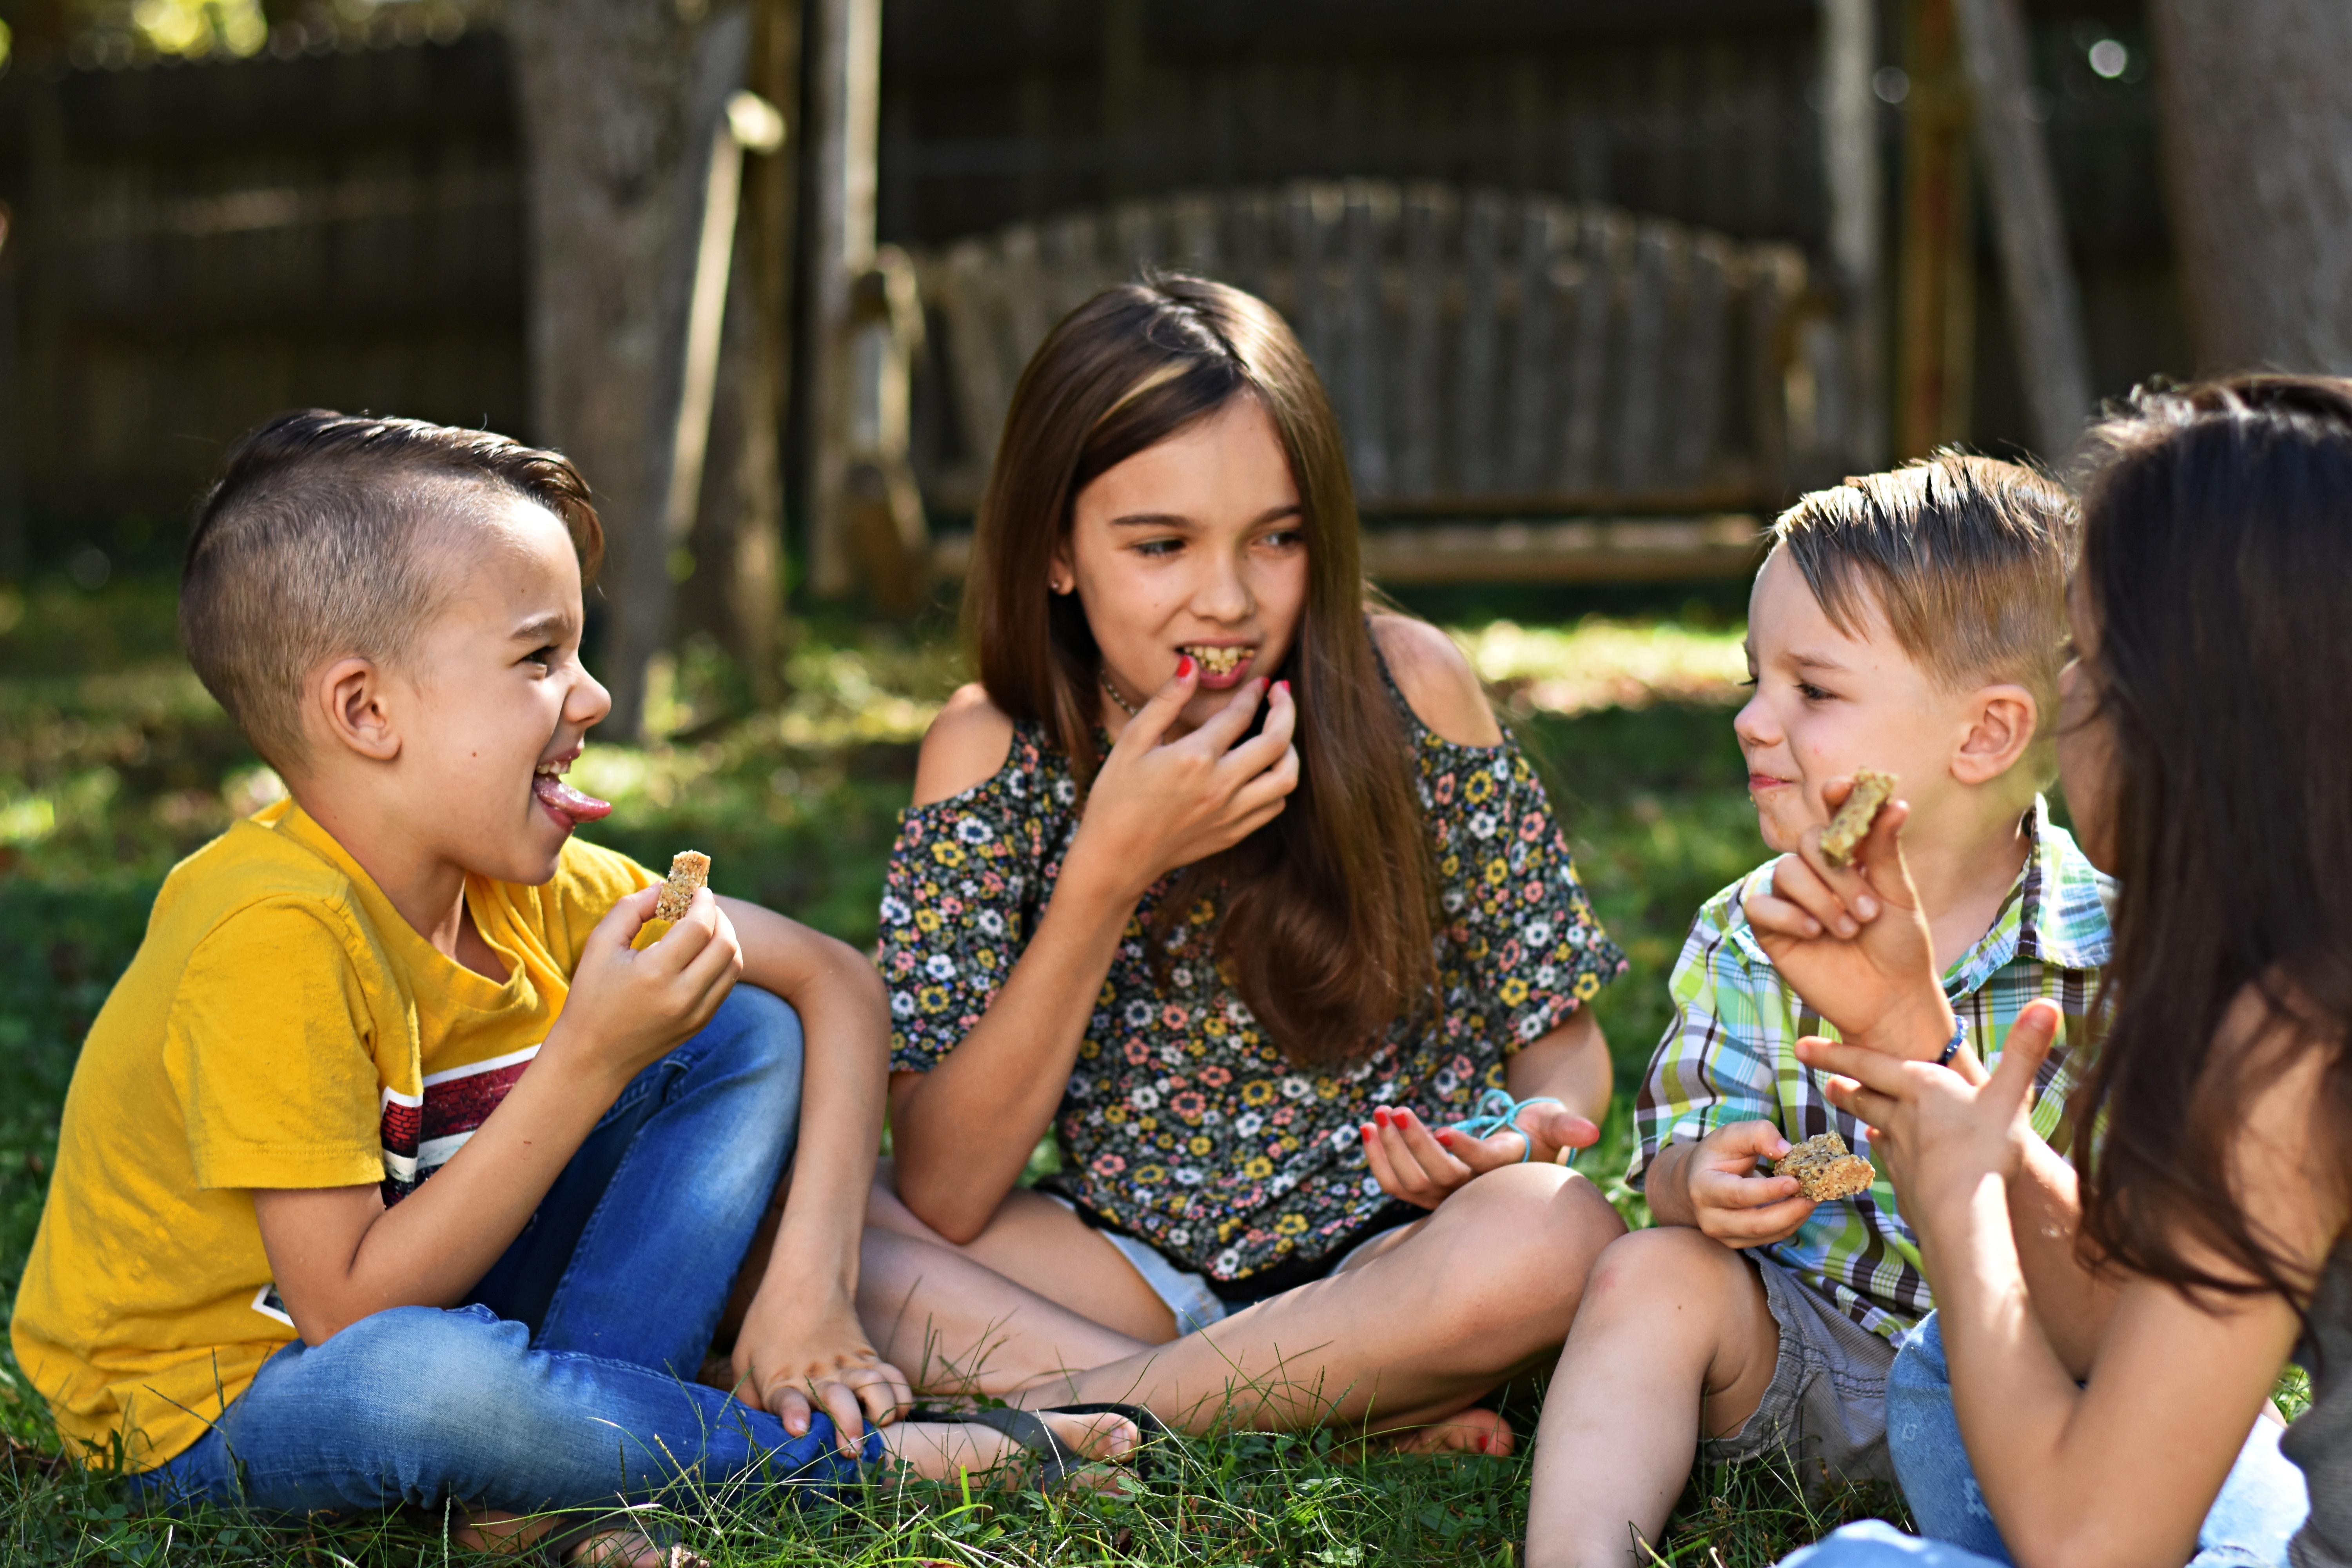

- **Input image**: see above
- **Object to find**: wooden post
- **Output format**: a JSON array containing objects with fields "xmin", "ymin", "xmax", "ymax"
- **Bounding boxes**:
[
  {"xmin": 806, "ymin": 0, "xmax": 881, "ymax": 598},
  {"xmin": 1820, "ymin": 0, "xmax": 1886, "ymax": 470},
  {"xmin": 1896, "ymin": 0, "xmax": 1976, "ymax": 458},
  {"xmin": 1955, "ymin": 0, "xmax": 2092, "ymax": 459}
]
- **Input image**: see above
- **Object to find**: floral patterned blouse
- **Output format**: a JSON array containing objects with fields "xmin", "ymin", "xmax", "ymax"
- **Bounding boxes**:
[{"xmin": 879, "ymin": 665, "xmax": 1627, "ymax": 1285}]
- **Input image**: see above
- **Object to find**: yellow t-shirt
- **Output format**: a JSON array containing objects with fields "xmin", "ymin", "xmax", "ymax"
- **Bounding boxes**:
[{"xmin": 8, "ymin": 800, "xmax": 656, "ymax": 1470}]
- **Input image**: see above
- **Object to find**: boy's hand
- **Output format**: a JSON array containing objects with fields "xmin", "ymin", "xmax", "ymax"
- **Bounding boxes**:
[
  {"xmin": 731, "ymin": 1289, "xmax": 913, "ymax": 1452},
  {"xmin": 1744, "ymin": 778, "xmax": 1956, "ymax": 1061},
  {"xmin": 1361, "ymin": 1102, "xmax": 1600, "ymax": 1209},
  {"xmin": 1677, "ymin": 1120, "xmax": 1817, "ymax": 1247},
  {"xmin": 546, "ymin": 885, "xmax": 742, "ymax": 1086}
]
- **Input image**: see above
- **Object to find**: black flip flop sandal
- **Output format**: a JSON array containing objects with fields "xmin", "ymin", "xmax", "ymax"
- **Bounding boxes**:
[{"xmin": 904, "ymin": 1402, "xmax": 1170, "ymax": 1492}]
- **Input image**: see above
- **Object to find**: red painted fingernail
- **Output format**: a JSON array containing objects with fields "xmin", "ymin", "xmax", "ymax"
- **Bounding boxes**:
[
  {"xmin": 1375, "ymin": 1107, "xmax": 1392, "ymax": 1127},
  {"xmin": 1176, "ymin": 654, "xmax": 1196, "ymax": 679},
  {"xmin": 1276, "ymin": 679, "xmax": 1290, "ymax": 695},
  {"xmin": 1435, "ymin": 1128, "xmax": 1455, "ymax": 1144}
]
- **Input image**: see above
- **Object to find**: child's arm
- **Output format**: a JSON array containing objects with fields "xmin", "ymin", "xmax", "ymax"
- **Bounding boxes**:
[
  {"xmin": 1797, "ymin": 1002, "xmax": 2327, "ymax": 1568},
  {"xmin": 711, "ymin": 895, "xmax": 910, "ymax": 1443},
  {"xmin": 1753, "ymin": 799, "xmax": 2125, "ymax": 1372},
  {"xmin": 254, "ymin": 886, "xmax": 739, "ymax": 1340}
]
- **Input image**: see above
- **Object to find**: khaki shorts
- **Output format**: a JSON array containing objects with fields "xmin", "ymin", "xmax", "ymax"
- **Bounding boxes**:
[{"xmin": 1701, "ymin": 1252, "xmax": 1900, "ymax": 1491}]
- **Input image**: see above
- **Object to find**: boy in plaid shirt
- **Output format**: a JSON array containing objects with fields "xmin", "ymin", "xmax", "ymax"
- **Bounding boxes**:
[{"xmin": 1525, "ymin": 454, "xmax": 2111, "ymax": 1566}]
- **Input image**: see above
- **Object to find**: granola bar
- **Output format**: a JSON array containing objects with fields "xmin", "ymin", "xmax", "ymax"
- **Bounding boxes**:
[
  {"xmin": 1775, "ymin": 1130, "xmax": 1877, "ymax": 1201},
  {"xmin": 654, "ymin": 851, "xmax": 711, "ymax": 922},
  {"xmin": 1818, "ymin": 769, "xmax": 1897, "ymax": 868}
]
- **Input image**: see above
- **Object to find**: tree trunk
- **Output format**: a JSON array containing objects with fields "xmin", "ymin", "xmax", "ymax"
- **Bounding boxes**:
[
  {"xmin": 504, "ymin": 0, "xmax": 748, "ymax": 738},
  {"xmin": 2151, "ymin": 0, "xmax": 2352, "ymax": 374}
]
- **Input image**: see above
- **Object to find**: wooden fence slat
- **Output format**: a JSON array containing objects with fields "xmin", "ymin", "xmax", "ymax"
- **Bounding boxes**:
[
  {"xmin": 1558, "ymin": 206, "xmax": 1626, "ymax": 494},
  {"xmin": 1744, "ymin": 243, "xmax": 1806, "ymax": 499},
  {"xmin": 1112, "ymin": 198, "xmax": 1158, "ymax": 279},
  {"xmin": 1614, "ymin": 218, "xmax": 1682, "ymax": 492},
  {"xmin": 1042, "ymin": 210, "xmax": 1102, "ymax": 319},
  {"xmin": 1455, "ymin": 189, "xmax": 1505, "ymax": 497},
  {"xmin": 1671, "ymin": 232, "xmax": 1731, "ymax": 484},
  {"xmin": 1508, "ymin": 198, "xmax": 1568, "ymax": 494},
  {"xmin": 1171, "ymin": 190, "xmax": 1221, "ymax": 275},
  {"xmin": 1341, "ymin": 179, "xmax": 1392, "ymax": 496},
  {"xmin": 1229, "ymin": 187, "xmax": 1275, "ymax": 307},
  {"xmin": 1397, "ymin": 181, "xmax": 1450, "ymax": 501}
]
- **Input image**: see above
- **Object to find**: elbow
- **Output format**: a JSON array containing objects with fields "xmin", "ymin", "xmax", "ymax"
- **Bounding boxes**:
[{"xmin": 895, "ymin": 1161, "xmax": 992, "ymax": 1246}]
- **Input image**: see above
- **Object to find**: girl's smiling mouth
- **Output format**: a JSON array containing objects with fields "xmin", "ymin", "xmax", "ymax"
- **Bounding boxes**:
[
  {"xmin": 532, "ymin": 748, "xmax": 612, "ymax": 827},
  {"xmin": 1180, "ymin": 643, "xmax": 1255, "ymax": 684}
]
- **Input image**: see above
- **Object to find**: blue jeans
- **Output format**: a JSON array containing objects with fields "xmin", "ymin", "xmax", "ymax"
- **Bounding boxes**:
[
  {"xmin": 131, "ymin": 986, "xmax": 884, "ymax": 1523},
  {"xmin": 1782, "ymin": 1312, "xmax": 2308, "ymax": 1567}
]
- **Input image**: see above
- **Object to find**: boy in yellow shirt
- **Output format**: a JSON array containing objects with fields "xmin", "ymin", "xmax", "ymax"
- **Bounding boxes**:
[{"xmin": 9, "ymin": 412, "xmax": 1132, "ymax": 1564}]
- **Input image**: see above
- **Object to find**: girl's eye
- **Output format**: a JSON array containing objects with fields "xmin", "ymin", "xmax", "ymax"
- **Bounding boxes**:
[
  {"xmin": 1133, "ymin": 538, "xmax": 1182, "ymax": 558},
  {"xmin": 1259, "ymin": 527, "xmax": 1304, "ymax": 549}
]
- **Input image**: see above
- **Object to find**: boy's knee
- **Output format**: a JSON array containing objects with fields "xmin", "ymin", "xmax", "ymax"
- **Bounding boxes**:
[
  {"xmin": 688, "ymin": 985, "xmax": 805, "ymax": 1121},
  {"xmin": 1583, "ymin": 1224, "xmax": 1748, "ymax": 1311}
]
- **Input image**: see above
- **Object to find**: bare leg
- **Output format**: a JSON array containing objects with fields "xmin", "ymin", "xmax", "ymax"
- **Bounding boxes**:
[
  {"xmin": 864, "ymin": 1160, "xmax": 1626, "ymax": 1444},
  {"xmin": 1523, "ymin": 1227, "xmax": 1784, "ymax": 1568}
]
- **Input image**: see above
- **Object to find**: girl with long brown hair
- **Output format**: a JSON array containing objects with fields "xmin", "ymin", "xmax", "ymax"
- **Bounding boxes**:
[
  {"xmin": 855, "ymin": 275, "xmax": 1631, "ymax": 1450},
  {"xmin": 1749, "ymin": 376, "xmax": 2352, "ymax": 1567}
]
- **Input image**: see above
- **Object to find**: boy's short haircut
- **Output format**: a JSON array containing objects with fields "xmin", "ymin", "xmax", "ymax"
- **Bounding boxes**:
[
  {"xmin": 180, "ymin": 410, "xmax": 604, "ymax": 773},
  {"xmin": 1771, "ymin": 450, "xmax": 2077, "ymax": 706}
]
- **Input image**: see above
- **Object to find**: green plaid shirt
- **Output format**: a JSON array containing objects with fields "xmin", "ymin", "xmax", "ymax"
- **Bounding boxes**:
[{"xmin": 1629, "ymin": 797, "xmax": 2112, "ymax": 1340}]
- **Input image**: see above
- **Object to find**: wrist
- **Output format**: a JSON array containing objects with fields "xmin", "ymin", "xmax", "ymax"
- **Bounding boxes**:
[
  {"xmin": 1853, "ymin": 994, "xmax": 1958, "ymax": 1060},
  {"xmin": 1051, "ymin": 835, "xmax": 1152, "ymax": 918},
  {"xmin": 535, "ymin": 1020, "xmax": 635, "ymax": 1101}
]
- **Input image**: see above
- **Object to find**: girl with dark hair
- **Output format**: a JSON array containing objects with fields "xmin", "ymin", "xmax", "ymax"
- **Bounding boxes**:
[
  {"xmin": 855, "ymin": 275, "xmax": 1631, "ymax": 1450},
  {"xmin": 1752, "ymin": 376, "xmax": 2351, "ymax": 1566}
]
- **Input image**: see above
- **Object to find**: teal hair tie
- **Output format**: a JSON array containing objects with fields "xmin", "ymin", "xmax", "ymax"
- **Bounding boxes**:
[{"xmin": 1447, "ymin": 1088, "xmax": 1573, "ymax": 1166}]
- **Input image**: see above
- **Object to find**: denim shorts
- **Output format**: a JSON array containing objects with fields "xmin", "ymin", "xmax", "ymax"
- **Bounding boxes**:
[
  {"xmin": 1038, "ymin": 1191, "xmax": 1417, "ymax": 1336},
  {"xmin": 1704, "ymin": 1252, "xmax": 1900, "ymax": 1490}
]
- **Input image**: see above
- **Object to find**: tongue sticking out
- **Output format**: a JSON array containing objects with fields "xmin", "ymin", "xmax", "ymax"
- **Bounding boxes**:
[{"xmin": 533, "ymin": 772, "xmax": 612, "ymax": 826}]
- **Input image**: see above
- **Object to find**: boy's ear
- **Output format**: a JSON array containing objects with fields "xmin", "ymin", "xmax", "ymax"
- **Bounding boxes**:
[
  {"xmin": 312, "ymin": 656, "xmax": 403, "ymax": 764},
  {"xmin": 1951, "ymin": 682, "xmax": 2039, "ymax": 785}
]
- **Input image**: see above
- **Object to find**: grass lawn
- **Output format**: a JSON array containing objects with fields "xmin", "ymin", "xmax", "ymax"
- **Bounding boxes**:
[{"xmin": 0, "ymin": 579, "xmax": 1911, "ymax": 1564}]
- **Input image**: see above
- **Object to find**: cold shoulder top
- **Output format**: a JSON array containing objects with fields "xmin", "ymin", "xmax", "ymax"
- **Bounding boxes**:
[{"xmin": 878, "ymin": 662, "xmax": 1627, "ymax": 1287}]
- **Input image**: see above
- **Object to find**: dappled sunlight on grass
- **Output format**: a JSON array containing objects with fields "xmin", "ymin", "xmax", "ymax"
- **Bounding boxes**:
[{"xmin": 1455, "ymin": 616, "xmax": 1749, "ymax": 717}]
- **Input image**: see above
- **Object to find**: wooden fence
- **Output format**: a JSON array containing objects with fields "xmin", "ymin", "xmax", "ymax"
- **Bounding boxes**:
[{"xmin": 0, "ymin": 34, "xmax": 525, "ymax": 574}]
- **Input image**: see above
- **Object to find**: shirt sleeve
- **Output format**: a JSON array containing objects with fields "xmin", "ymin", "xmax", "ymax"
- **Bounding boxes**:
[
  {"xmin": 163, "ymin": 902, "xmax": 387, "ymax": 1192},
  {"xmin": 1434, "ymin": 741, "xmax": 1628, "ymax": 1056},
  {"xmin": 1627, "ymin": 890, "xmax": 1784, "ymax": 1192},
  {"xmin": 879, "ymin": 786, "xmax": 1040, "ymax": 1074}
]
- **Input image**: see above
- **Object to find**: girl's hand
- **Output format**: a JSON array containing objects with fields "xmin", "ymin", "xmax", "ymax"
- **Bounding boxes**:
[
  {"xmin": 1743, "ymin": 779, "xmax": 1955, "ymax": 1060},
  {"xmin": 730, "ymin": 1287, "xmax": 914, "ymax": 1452},
  {"xmin": 1067, "ymin": 662, "xmax": 1300, "ymax": 898},
  {"xmin": 1361, "ymin": 1102, "xmax": 1599, "ymax": 1209},
  {"xmin": 1797, "ymin": 998, "xmax": 2060, "ymax": 1211}
]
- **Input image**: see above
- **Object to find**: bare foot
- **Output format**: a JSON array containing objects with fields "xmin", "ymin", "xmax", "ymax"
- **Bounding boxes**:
[
  {"xmin": 452, "ymin": 1509, "xmax": 707, "ymax": 1567},
  {"xmin": 1376, "ymin": 1405, "xmax": 1515, "ymax": 1457},
  {"xmin": 887, "ymin": 1408, "xmax": 1140, "ymax": 1487}
]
